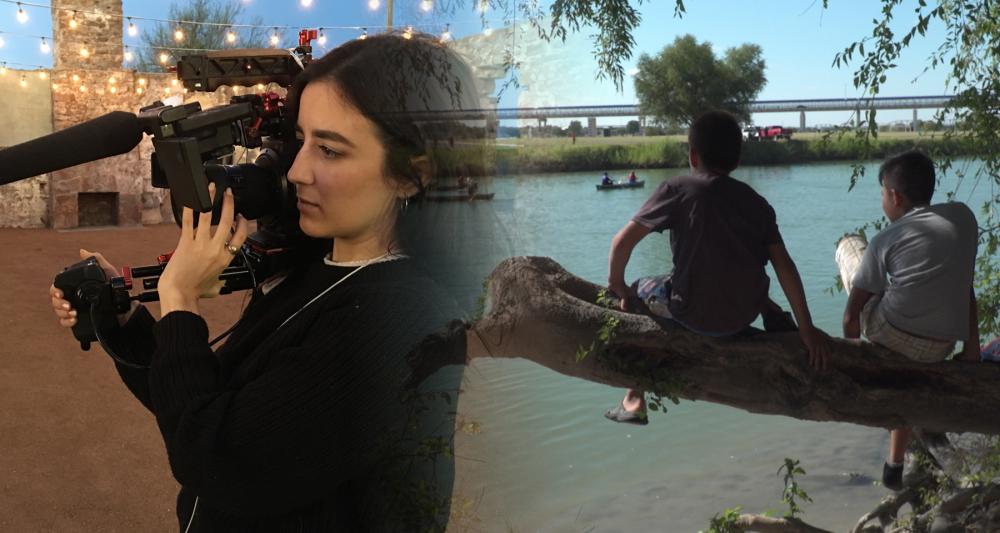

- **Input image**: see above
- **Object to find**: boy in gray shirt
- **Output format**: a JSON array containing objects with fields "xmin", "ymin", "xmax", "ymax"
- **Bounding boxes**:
[{"xmin": 842, "ymin": 150, "xmax": 980, "ymax": 491}]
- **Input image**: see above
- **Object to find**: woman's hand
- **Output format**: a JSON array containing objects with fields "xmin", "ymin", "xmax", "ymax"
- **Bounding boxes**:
[
  {"xmin": 158, "ymin": 183, "xmax": 248, "ymax": 317},
  {"xmin": 49, "ymin": 249, "xmax": 120, "ymax": 328}
]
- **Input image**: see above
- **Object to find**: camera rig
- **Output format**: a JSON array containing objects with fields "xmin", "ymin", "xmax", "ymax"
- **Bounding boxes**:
[{"xmin": 54, "ymin": 30, "xmax": 320, "ymax": 355}]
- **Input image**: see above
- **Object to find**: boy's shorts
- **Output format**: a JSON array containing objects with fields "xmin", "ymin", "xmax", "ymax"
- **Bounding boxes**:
[
  {"xmin": 862, "ymin": 295, "xmax": 955, "ymax": 363},
  {"xmin": 633, "ymin": 276, "xmax": 740, "ymax": 337}
]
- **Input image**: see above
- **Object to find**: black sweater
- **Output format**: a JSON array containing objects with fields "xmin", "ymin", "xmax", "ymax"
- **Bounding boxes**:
[{"xmin": 109, "ymin": 258, "xmax": 463, "ymax": 532}]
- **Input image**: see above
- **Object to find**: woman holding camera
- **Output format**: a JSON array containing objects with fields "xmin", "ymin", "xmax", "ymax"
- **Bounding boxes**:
[{"xmin": 48, "ymin": 32, "xmax": 480, "ymax": 532}]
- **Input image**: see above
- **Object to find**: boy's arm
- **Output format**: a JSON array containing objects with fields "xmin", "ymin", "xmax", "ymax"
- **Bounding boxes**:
[
  {"xmin": 960, "ymin": 286, "xmax": 981, "ymax": 361},
  {"xmin": 608, "ymin": 221, "xmax": 652, "ymax": 311},
  {"xmin": 843, "ymin": 287, "xmax": 875, "ymax": 339},
  {"xmin": 768, "ymin": 242, "xmax": 832, "ymax": 371}
]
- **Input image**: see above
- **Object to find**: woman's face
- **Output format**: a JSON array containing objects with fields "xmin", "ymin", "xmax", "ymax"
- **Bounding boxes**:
[{"xmin": 288, "ymin": 81, "xmax": 402, "ymax": 244}]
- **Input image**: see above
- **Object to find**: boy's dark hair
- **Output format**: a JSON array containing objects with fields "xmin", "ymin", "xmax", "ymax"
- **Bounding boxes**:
[
  {"xmin": 688, "ymin": 110, "xmax": 742, "ymax": 173},
  {"xmin": 878, "ymin": 150, "xmax": 936, "ymax": 204}
]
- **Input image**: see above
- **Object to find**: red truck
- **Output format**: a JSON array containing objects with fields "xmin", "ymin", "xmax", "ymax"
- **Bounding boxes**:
[{"xmin": 743, "ymin": 125, "xmax": 793, "ymax": 141}]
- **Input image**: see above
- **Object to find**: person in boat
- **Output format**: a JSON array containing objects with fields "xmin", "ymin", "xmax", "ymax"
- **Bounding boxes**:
[
  {"xmin": 628, "ymin": 171, "xmax": 638, "ymax": 184},
  {"xmin": 601, "ymin": 172, "xmax": 613, "ymax": 186},
  {"xmin": 604, "ymin": 110, "xmax": 830, "ymax": 426},
  {"xmin": 841, "ymin": 149, "xmax": 979, "ymax": 491}
]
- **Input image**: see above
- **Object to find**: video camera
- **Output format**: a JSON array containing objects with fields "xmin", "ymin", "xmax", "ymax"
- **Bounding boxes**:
[{"xmin": 51, "ymin": 30, "xmax": 321, "ymax": 354}]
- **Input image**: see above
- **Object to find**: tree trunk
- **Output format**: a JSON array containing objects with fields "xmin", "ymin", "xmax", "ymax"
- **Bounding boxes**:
[{"xmin": 466, "ymin": 256, "xmax": 1000, "ymax": 434}]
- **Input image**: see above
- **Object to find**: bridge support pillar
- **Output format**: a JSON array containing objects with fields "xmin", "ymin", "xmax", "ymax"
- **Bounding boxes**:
[
  {"xmin": 639, "ymin": 115, "xmax": 646, "ymax": 136},
  {"xmin": 537, "ymin": 117, "xmax": 547, "ymax": 135},
  {"xmin": 854, "ymin": 107, "xmax": 861, "ymax": 128},
  {"xmin": 912, "ymin": 108, "xmax": 918, "ymax": 132},
  {"xmin": 587, "ymin": 116, "xmax": 597, "ymax": 136},
  {"xmin": 799, "ymin": 110, "xmax": 806, "ymax": 130}
]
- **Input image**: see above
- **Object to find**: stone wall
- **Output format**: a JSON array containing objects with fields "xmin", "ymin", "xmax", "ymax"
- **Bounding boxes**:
[
  {"xmin": 0, "ymin": 68, "xmax": 54, "ymax": 228},
  {"xmin": 51, "ymin": 0, "xmax": 123, "ymax": 71}
]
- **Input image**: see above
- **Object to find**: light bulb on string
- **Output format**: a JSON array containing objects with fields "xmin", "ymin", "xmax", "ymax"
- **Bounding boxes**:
[
  {"xmin": 40, "ymin": 37, "xmax": 50, "ymax": 54},
  {"xmin": 174, "ymin": 27, "xmax": 185, "ymax": 42},
  {"xmin": 124, "ymin": 47, "xmax": 134, "ymax": 62},
  {"xmin": 38, "ymin": 70, "xmax": 47, "ymax": 80},
  {"xmin": 420, "ymin": 0, "xmax": 432, "ymax": 12},
  {"xmin": 80, "ymin": 46, "xmax": 90, "ymax": 58},
  {"xmin": 109, "ymin": 76, "xmax": 117, "ymax": 84},
  {"xmin": 368, "ymin": 0, "xmax": 380, "ymax": 10},
  {"xmin": 162, "ymin": 86, "xmax": 170, "ymax": 95},
  {"xmin": 71, "ymin": 74, "xmax": 80, "ymax": 82},
  {"xmin": 127, "ymin": 18, "xmax": 138, "ymax": 37},
  {"xmin": 136, "ymin": 86, "xmax": 144, "ymax": 95},
  {"xmin": 171, "ymin": 79, "xmax": 178, "ymax": 87},
  {"xmin": 79, "ymin": 84, "xmax": 87, "ymax": 93},
  {"xmin": 109, "ymin": 85, "xmax": 118, "ymax": 94},
  {"xmin": 359, "ymin": 28, "xmax": 368, "ymax": 40},
  {"xmin": 483, "ymin": 23, "xmax": 492, "ymax": 36},
  {"xmin": 16, "ymin": 3, "xmax": 28, "ymax": 24},
  {"xmin": 300, "ymin": 0, "xmax": 313, "ymax": 6},
  {"xmin": 226, "ymin": 28, "xmax": 237, "ymax": 43},
  {"xmin": 0, "ymin": 35, "xmax": 6, "ymax": 48},
  {"xmin": 19, "ymin": 74, "xmax": 27, "ymax": 88},
  {"xmin": 269, "ymin": 28, "xmax": 280, "ymax": 47},
  {"xmin": 51, "ymin": 82, "xmax": 58, "ymax": 91},
  {"xmin": 403, "ymin": 26, "xmax": 413, "ymax": 39},
  {"xmin": 0, "ymin": 63, "xmax": 7, "ymax": 75},
  {"xmin": 317, "ymin": 28, "xmax": 326, "ymax": 45},
  {"xmin": 159, "ymin": 52, "xmax": 170, "ymax": 64},
  {"xmin": 256, "ymin": 83, "xmax": 264, "ymax": 90},
  {"xmin": 440, "ymin": 24, "xmax": 451, "ymax": 42},
  {"xmin": 69, "ymin": 11, "xmax": 78, "ymax": 29},
  {"xmin": 478, "ymin": 0, "xmax": 488, "ymax": 12}
]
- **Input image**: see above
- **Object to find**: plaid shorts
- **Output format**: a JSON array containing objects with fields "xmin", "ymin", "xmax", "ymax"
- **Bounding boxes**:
[{"xmin": 862, "ymin": 295, "xmax": 955, "ymax": 363}]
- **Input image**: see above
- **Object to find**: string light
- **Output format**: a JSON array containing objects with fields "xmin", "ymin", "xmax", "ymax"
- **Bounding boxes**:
[
  {"xmin": 483, "ymin": 22, "xmax": 493, "ymax": 36},
  {"xmin": 51, "ymin": 82, "xmax": 58, "ymax": 90},
  {"xmin": 136, "ymin": 86, "xmax": 143, "ymax": 95},
  {"xmin": 37, "ymin": 69, "xmax": 46, "ymax": 79},
  {"xmin": 109, "ymin": 85, "xmax": 117, "ymax": 94},
  {"xmin": 79, "ymin": 84, "xmax": 87, "ymax": 92},
  {"xmin": 109, "ymin": 75, "xmax": 117, "ymax": 84},
  {"xmin": 256, "ymin": 82, "xmax": 264, "ymax": 90},
  {"xmin": 127, "ymin": 17, "xmax": 137, "ymax": 37},
  {"xmin": 368, "ymin": 0, "xmax": 380, "ymax": 10},
  {"xmin": 317, "ymin": 28, "xmax": 326, "ymax": 45},
  {"xmin": 359, "ymin": 28, "xmax": 368, "ymax": 40},
  {"xmin": 0, "ymin": 63, "xmax": 6, "ymax": 75},
  {"xmin": 71, "ymin": 74, "xmax": 79, "ymax": 82},
  {"xmin": 173, "ymin": 27, "xmax": 184, "ymax": 42},
  {"xmin": 0, "ymin": 35, "xmax": 5, "ymax": 48},
  {"xmin": 479, "ymin": 0, "xmax": 489, "ymax": 12},
  {"xmin": 159, "ymin": 51, "xmax": 170, "ymax": 64},
  {"xmin": 19, "ymin": 74, "xmax": 26, "ymax": 87},
  {"xmin": 138, "ymin": 77, "xmax": 147, "ymax": 86},
  {"xmin": 16, "ymin": 3, "xmax": 28, "ymax": 24},
  {"xmin": 162, "ymin": 86, "xmax": 170, "ymax": 95},
  {"xmin": 226, "ymin": 28, "xmax": 237, "ymax": 43},
  {"xmin": 403, "ymin": 26, "xmax": 413, "ymax": 39},
  {"xmin": 420, "ymin": 0, "xmax": 433, "ymax": 12},
  {"xmin": 300, "ymin": 0, "xmax": 313, "ymax": 6},
  {"xmin": 40, "ymin": 37, "xmax": 49, "ymax": 54},
  {"xmin": 440, "ymin": 24, "xmax": 451, "ymax": 42},
  {"xmin": 79, "ymin": 46, "xmax": 89, "ymax": 58},
  {"xmin": 124, "ymin": 46, "xmax": 133, "ymax": 62},
  {"xmin": 68, "ymin": 11, "xmax": 78, "ymax": 29},
  {"xmin": 269, "ymin": 28, "xmax": 279, "ymax": 47},
  {"xmin": 171, "ymin": 78, "xmax": 178, "ymax": 86}
]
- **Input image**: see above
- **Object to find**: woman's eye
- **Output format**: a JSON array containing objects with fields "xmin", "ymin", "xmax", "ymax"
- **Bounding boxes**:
[{"xmin": 317, "ymin": 145, "xmax": 339, "ymax": 159}]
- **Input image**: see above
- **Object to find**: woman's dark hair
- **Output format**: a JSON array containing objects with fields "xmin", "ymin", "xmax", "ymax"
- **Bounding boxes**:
[
  {"xmin": 688, "ymin": 110, "xmax": 742, "ymax": 173},
  {"xmin": 283, "ymin": 31, "xmax": 488, "ymax": 262},
  {"xmin": 878, "ymin": 149, "xmax": 936, "ymax": 205}
]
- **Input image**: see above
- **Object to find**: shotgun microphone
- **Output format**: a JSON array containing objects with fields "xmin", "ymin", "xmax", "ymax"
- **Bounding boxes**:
[{"xmin": 0, "ymin": 111, "xmax": 144, "ymax": 186}]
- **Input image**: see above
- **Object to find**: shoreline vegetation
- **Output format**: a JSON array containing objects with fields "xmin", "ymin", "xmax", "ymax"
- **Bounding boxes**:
[{"xmin": 434, "ymin": 131, "xmax": 974, "ymax": 178}]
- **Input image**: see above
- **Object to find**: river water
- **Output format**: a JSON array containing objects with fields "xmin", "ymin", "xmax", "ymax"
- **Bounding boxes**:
[{"xmin": 440, "ymin": 159, "xmax": 993, "ymax": 532}]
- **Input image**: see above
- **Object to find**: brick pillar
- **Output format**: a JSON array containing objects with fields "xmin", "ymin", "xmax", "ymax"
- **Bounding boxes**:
[{"xmin": 51, "ymin": 0, "xmax": 123, "ymax": 70}]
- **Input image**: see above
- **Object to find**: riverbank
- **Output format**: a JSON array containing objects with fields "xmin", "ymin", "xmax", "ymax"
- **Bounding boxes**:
[{"xmin": 434, "ymin": 132, "xmax": 973, "ymax": 178}]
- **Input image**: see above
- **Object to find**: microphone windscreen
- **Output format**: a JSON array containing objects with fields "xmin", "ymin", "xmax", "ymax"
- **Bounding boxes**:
[{"xmin": 0, "ymin": 111, "xmax": 143, "ymax": 186}]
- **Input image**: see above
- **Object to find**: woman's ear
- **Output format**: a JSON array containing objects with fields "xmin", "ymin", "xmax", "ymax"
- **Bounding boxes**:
[{"xmin": 400, "ymin": 155, "xmax": 433, "ymax": 198}]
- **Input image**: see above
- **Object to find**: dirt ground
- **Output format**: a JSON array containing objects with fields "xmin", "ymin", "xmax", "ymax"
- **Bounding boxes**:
[{"xmin": 0, "ymin": 224, "xmax": 248, "ymax": 532}]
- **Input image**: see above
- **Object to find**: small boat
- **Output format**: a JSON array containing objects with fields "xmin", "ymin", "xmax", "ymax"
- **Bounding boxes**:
[
  {"xmin": 596, "ymin": 180, "xmax": 645, "ymax": 191},
  {"xmin": 425, "ymin": 192, "xmax": 495, "ymax": 202}
]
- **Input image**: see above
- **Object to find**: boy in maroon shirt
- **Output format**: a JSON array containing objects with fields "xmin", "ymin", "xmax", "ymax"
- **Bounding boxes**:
[{"xmin": 605, "ymin": 110, "xmax": 830, "ymax": 425}]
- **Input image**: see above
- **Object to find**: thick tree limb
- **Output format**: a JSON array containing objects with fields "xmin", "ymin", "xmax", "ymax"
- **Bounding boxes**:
[
  {"xmin": 735, "ymin": 514, "xmax": 833, "ymax": 533},
  {"xmin": 467, "ymin": 257, "xmax": 1000, "ymax": 434}
]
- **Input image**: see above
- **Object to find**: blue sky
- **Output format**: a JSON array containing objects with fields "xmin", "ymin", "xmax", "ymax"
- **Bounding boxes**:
[{"xmin": 0, "ymin": 0, "xmax": 951, "ymax": 126}]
